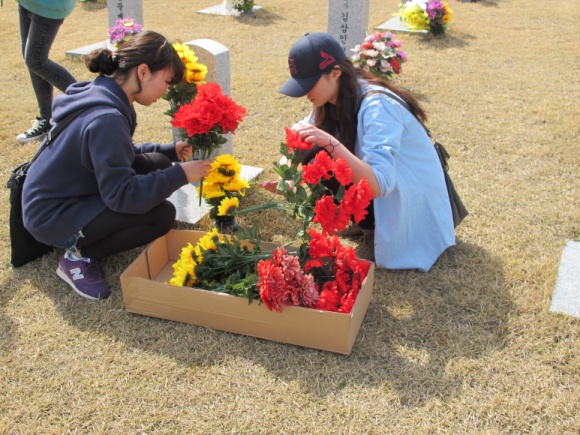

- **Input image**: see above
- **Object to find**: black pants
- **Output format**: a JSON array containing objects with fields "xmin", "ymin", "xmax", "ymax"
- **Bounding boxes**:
[{"xmin": 76, "ymin": 153, "xmax": 176, "ymax": 261}]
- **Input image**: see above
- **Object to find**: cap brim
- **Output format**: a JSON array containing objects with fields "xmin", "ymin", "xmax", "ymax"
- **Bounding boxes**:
[{"xmin": 278, "ymin": 74, "xmax": 322, "ymax": 97}]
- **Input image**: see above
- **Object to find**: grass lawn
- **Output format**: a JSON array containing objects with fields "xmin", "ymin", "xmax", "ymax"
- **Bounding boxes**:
[{"xmin": 1, "ymin": 0, "xmax": 579, "ymax": 432}]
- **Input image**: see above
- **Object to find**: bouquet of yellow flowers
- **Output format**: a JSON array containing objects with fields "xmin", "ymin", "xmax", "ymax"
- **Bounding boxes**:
[
  {"xmin": 163, "ymin": 42, "xmax": 208, "ymax": 117},
  {"xmin": 398, "ymin": 0, "xmax": 453, "ymax": 36},
  {"xmin": 197, "ymin": 154, "xmax": 249, "ymax": 232}
]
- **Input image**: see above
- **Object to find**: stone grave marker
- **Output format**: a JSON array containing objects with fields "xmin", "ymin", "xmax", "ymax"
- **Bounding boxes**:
[
  {"xmin": 107, "ymin": 0, "xmax": 143, "ymax": 28},
  {"xmin": 327, "ymin": 0, "xmax": 369, "ymax": 54},
  {"xmin": 550, "ymin": 240, "xmax": 580, "ymax": 318},
  {"xmin": 66, "ymin": 0, "xmax": 144, "ymax": 58},
  {"xmin": 167, "ymin": 39, "xmax": 262, "ymax": 224}
]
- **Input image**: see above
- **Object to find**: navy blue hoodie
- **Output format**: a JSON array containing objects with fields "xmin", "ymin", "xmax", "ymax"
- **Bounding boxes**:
[{"xmin": 22, "ymin": 76, "xmax": 188, "ymax": 245}]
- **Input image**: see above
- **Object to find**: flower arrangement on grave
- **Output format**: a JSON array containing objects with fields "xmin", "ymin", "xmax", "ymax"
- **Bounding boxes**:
[
  {"xmin": 170, "ymin": 82, "xmax": 247, "ymax": 203},
  {"xmin": 351, "ymin": 31, "xmax": 408, "ymax": 81},
  {"xmin": 168, "ymin": 127, "xmax": 374, "ymax": 314},
  {"xmin": 233, "ymin": 0, "xmax": 255, "ymax": 13},
  {"xmin": 197, "ymin": 154, "xmax": 249, "ymax": 232},
  {"xmin": 162, "ymin": 43, "xmax": 208, "ymax": 117},
  {"xmin": 398, "ymin": 0, "xmax": 453, "ymax": 36},
  {"xmin": 107, "ymin": 17, "xmax": 143, "ymax": 49}
]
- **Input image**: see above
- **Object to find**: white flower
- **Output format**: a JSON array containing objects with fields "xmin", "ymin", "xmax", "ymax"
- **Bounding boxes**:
[
  {"xmin": 367, "ymin": 59, "xmax": 377, "ymax": 67},
  {"xmin": 351, "ymin": 52, "xmax": 361, "ymax": 61},
  {"xmin": 364, "ymin": 49, "xmax": 379, "ymax": 58},
  {"xmin": 351, "ymin": 44, "xmax": 361, "ymax": 53},
  {"xmin": 373, "ymin": 42, "xmax": 386, "ymax": 52}
]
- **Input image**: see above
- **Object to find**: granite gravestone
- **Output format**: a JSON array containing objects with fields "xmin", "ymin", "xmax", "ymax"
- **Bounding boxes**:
[{"xmin": 327, "ymin": 0, "xmax": 370, "ymax": 54}]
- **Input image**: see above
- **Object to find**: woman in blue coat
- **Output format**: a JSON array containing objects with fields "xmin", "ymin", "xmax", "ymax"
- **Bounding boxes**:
[{"xmin": 277, "ymin": 32, "xmax": 455, "ymax": 272}]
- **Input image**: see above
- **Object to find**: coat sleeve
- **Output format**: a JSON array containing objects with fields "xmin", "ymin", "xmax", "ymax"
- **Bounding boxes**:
[
  {"xmin": 357, "ymin": 94, "xmax": 406, "ymax": 198},
  {"xmin": 81, "ymin": 113, "xmax": 187, "ymax": 214}
]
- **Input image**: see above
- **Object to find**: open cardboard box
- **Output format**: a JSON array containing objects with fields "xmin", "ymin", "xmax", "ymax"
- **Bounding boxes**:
[{"xmin": 120, "ymin": 230, "xmax": 374, "ymax": 354}]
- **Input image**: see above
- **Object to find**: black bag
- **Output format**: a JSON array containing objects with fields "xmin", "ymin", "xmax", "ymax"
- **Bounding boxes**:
[
  {"xmin": 7, "ymin": 108, "xmax": 86, "ymax": 267},
  {"xmin": 433, "ymin": 141, "xmax": 468, "ymax": 228},
  {"xmin": 362, "ymin": 90, "xmax": 468, "ymax": 228},
  {"xmin": 7, "ymin": 162, "xmax": 55, "ymax": 267}
]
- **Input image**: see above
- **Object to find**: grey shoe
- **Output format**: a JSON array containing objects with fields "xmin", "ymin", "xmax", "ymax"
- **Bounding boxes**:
[{"xmin": 355, "ymin": 230, "xmax": 375, "ymax": 262}]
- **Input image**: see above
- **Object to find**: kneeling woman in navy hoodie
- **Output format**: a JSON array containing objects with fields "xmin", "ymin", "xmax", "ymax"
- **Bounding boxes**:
[{"xmin": 22, "ymin": 31, "xmax": 212, "ymax": 300}]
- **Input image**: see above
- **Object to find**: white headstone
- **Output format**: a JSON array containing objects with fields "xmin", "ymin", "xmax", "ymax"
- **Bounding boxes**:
[
  {"xmin": 107, "ymin": 0, "xmax": 143, "ymax": 28},
  {"xmin": 327, "ymin": 0, "xmax": 370, "ymax": 54},
  {"xmin": 66, "ymin": 0, "xmax": 145, "ymax": 58}
]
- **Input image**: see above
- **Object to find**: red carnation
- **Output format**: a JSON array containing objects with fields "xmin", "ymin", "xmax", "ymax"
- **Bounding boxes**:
[
  {"xmin": 390, "ymin": 58, "xmax": 401, "ymax": 74},
  {"xmin": 331, "ymin": 158, "xmax": 353, "ymax": 186},
  {"xmin": 284, "ymin": 127, "xmax": 312, "ymax": 152}
]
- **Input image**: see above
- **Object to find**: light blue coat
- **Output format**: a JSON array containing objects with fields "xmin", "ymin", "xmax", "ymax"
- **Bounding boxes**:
[
  {"xmin": 299, "ymin": 82, "xmax": 455, "ymax": 271},
  {"xmin": 356, "ymin": 83, "xmax": 455, "ymax": 271}
]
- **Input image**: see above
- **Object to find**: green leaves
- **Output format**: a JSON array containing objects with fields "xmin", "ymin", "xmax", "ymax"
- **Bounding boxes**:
[{"xmin": 193, "ymin": 231, "xmax": 270, "ymax": 303}]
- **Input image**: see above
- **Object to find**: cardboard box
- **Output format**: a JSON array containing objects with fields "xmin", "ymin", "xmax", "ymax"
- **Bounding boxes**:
[{"xmin": 120, "ymin": 230, "xmax": 374, "ymax": 354}]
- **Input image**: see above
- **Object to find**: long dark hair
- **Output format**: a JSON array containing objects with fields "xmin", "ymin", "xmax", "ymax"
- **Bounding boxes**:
[
  {"xmin": 85, "ymin": 30, "xmax": 185, "ymax": 93},
  {"xmin": 313, "ymin": 58, "xmax": 427, "ymax": 153}
]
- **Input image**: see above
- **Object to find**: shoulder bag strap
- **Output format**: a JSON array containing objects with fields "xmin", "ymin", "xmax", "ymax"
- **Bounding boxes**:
[
  {"xmin": 361, "ymin": 89, "xmax": 453, "ymax": 168},
  {"xmin": 29, "ymin": 107, "xmax": 87, "ymax": 165},
  {"xmin": 361, "ymin": 89, "xmax": 432, "ymax": 138}
]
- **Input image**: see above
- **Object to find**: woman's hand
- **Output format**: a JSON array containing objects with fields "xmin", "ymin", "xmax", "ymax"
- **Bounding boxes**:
[
  {"xmin": 180, "ymin": 159, "xmax": 212, "ymax": 183},
  {"xmin": 259, "ymin": 180, "xmax": 286, "ymax": 195},
  {"xmin": 175, "ymin": 141, "xmax": 192, "ymax": 161},
  {"xmin": 293, "ymin": 123, "xmax": 337, "ymax": 153},
  {"xmin": 293, "ymin": 124, "xmax": 381, "ymax": 198}
]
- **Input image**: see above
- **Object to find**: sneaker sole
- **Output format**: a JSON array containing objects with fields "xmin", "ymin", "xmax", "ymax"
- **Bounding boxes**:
[
  {"xmin": 16, "ymin": 133, "xmax": 48, "ymax": 145},
  {"xmin": 56, "ymin": 265, "xmax": 102, "ymax": 301}
]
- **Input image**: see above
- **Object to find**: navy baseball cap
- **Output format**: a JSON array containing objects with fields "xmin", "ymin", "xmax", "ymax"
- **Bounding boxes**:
[{"xmin": 279, "ymin": 32, "xmax": 346, "ymax": 97}]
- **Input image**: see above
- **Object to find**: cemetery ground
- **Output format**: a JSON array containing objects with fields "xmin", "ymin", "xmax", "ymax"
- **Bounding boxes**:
[{"xmin": 0, "ymin": 0, "xmax": 578, "ymax": 432}]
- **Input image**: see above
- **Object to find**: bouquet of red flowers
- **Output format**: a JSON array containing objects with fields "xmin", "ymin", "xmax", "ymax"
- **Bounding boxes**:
[
  {"xmin": 170, "ymin": 82, "xmax": 247, "ymax": 160},
  {"xmin": 169, "ymin": 127, "xmax": 374, "ymax": 314}
]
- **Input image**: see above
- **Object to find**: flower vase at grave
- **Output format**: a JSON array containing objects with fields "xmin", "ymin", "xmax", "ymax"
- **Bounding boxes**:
[
  {"xmin": 209, "ymin": 191, "xmax": 240, "ymax": 233},
  {"xmin": 213, "ymin": 216, "xmax": 239, "ymax": 234},
  {"xmin": 429, "ymin": 23, "xmax": 445, "ymax": 36}
]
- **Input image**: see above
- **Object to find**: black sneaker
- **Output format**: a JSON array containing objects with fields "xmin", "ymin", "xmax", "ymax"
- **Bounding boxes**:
[{"xmin": 16, "ymin": 117, "xmax": 51, "ymax": 144}]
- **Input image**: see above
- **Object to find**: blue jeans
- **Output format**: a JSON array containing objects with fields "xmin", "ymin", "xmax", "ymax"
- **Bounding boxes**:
[{"xmin": 18, "ymin": 5, "xmax": 76, "ymax": 119}]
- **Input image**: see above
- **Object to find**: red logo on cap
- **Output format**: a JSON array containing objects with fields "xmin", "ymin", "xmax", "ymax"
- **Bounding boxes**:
[
  {"xmin": 288, "ymin": 57, "xmax": 298, "ymax": 75},
  {"xmin": 320, "ymin": 50, "xmax": 336, "ymax": 69}
]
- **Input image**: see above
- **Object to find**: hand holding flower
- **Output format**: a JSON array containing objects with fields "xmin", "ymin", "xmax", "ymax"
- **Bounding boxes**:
[
  {"xmin": 175, "ymin": 141, "xmax": 193, "ymax": 161},
  {"xmin": 180, "ymin": 159, "xmax": 212, "ymax": 183}
]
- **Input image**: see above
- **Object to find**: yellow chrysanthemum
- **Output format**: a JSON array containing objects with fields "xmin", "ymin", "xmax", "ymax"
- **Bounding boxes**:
[
  {"xmin": 399, "ymin": 4, "xmax": 430, "ymax": 31},
  {"xmin": 217, "ymin": 196, "xmax": 239, "ymax": 217},
  {"xmin": 169, "ymin": 243, "xmax": 197, "ymax": 286},
  {"xmin": 184, "ymin": 62, "xmax": 208, "ymax": 85},
  {"xmin": 196, "ymin": 228, "xmax": 222, "ymax": 254},
  {"xmin": 443, "ymin": 4, "xmax": 453, "ymax": 23},
  {"xmin": 214, "ymin": 154, "xmax": 238, "ymax": 167},
  {"xmin": 172, "ymin": 42, "xmax": 208, "ymax": 84},
  {"xmin": 222, "ymin": 177, "xmax": 249, "ymax": 195},
  {"xmin": 205, "ymin": 169, "xmax": 232, "ymax": 185},
  {"xmin": 197, "ymin": 182, "xmax": 225, "ymax": 198}
]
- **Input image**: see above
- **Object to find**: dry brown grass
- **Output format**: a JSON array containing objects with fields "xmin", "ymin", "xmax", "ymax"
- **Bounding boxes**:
[{"xmin": 1, "ymin": 0, "xmax": 579, "ymax": 433}]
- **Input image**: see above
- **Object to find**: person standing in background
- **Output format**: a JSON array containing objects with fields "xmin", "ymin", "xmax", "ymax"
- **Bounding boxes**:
[{"xmin": 16, "ymin": 0, "xmax": 77, "ymax": 144}]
